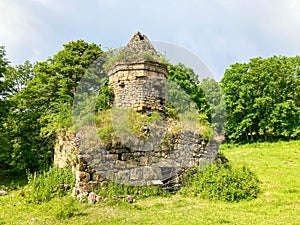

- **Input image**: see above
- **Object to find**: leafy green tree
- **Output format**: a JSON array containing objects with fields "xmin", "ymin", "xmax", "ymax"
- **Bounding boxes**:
[
  {"xmin": 167, "ymin": 63, "xmax": 210, "ymax": 117},
  {"xmin": 95, "ymin": 77, "xmax": 114, "ymax": 111},
  {"xmin": 200, "ymin": 78, "xmax": 226, "ymax": 134},
  {"xmin": 5, "ymin": 40, "xmax": 103, "ymax": 172},
  {"xmin": 221, "ymin": 56, "xmax": 300, "ymax": 142},
  {"xmin": 4, "ymin": 60, "xmax": 34, "ymax": 96},
  {"xmin": 0, "ymin": 46, "xmax": 11, "ymax": 169}
]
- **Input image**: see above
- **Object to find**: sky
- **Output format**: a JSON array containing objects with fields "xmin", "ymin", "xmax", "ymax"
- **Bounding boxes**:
[{"xmin": 1, "ymin": 0, "xmax": 300, "ymax": 80}]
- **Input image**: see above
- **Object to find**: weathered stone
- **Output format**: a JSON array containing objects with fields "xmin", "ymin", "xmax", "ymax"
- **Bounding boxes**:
[
  {"xmin": 76, "ymin": 182, "xmax": 91, "ymax": 193},
  {"xmin": 115, "ymin": 160, "xmax": 126, "ymax": 169},
  {"xmin": 77, "ymin": 191, "xmax": 89, "ymax": 201},
  {"xmin": 71, "ymin": 187, "xmax": 79, "ymax": 197},
  {"xmin": 130, "ymin": 168, "xmax": 144, "ymax": 181},
  {"xmin": 86, "ymin": 166, "xmax": 95, "ymax": 173},
  {"xmin": 139, "ymin": 157, "xmax": 149, "ymax": 166},
  {"xmin": 76, "ymin": 171, "xmax": 90, "ymax": 183},
  {"xmin": 96, "ymin": 195, "xmax": 102, "ymax": 203},
  {"xmin": 88, "ymin": 192, "xmax": 97, "ymax": 204},
  {"xmin": 0, "ymin": 190, "xmax": 7, "ymax": 196},
  {"xmin": 127, "ymin": 195, "xmax": 134, "ymax": 203},
  {"xmin": 76, "ymin": 194, "xmax": 83, "ymax": 201},
  {"xmin": 92, "ymin": 171, "xmax": 102, "ymax": 181},
  {"xmin": 126, "ymin": 159, "xmax": 139, "ymax": 168},
  {"xmin": 116, "ymin": 170, "xmax": 129, "ymax": 182},
  {"xmin": 77, "ymin": 162, "xmax": 87, "ymax": 171}
]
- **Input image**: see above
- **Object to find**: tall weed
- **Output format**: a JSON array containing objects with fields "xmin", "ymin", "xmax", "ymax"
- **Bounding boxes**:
[{"xmin": 25, "ymin": 166, "xmax": 74, "ymax": 203}]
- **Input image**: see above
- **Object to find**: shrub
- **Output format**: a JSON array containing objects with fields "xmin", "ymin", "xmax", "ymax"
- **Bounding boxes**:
[
  {"xmin": 25, "ymin": 166, "xmax": 75, "ymax": 203},
  {"xmin": 180, "ymin": 163, "xmax": 260, "ymax": 202}
]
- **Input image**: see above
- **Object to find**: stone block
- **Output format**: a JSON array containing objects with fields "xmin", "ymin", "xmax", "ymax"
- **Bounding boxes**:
[
  {"xmin": 76, "ymin": 162, "xmax": 87, "ymax": 171},
  {"xmin": 130, "ymin": 168, "xmax": 144, "ymax": 181},
  {"xmin": 76, "ymin": 171, "xmax": 90, "ymax": 183},
  {"xmin": 126, "ymin": 160, "xmax": 139, "ymax": 168},
  {"xmin": 88, "ymin": 192, "xmax": 97, "ymax": 204},
  {"xmin": 139, "ymin": 157, "xmax": 149, "ymax": 166},
  {"xmin": 116, "ymin": 170, "xmax": 129, "ymax": 182},
  {"xmin": 115, "ymin": 160, "xmax": 126, "ymax": 169},
  {"xmin": 76, "ymin": 182, "xmax": 91, "ymax": 193}
]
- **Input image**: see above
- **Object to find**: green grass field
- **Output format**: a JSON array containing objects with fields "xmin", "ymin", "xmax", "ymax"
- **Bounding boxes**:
[{"xmin": 1, "ymin": 141, "xmax": 300, "ymax": 225}]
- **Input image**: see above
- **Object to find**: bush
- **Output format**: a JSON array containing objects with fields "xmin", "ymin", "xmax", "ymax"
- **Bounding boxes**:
[
  {"xmin": 25, "ymin": 166, "xmax": 75, "ymax": 203},
  {"xmin": 180, "ymin": 163, "xmax": 260, "ymax": 202}
]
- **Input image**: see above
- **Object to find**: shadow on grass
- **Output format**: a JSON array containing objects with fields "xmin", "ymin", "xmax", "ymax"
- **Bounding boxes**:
[{"xmin": 0, "ymin": 169, "xmax": 27, "ymax": 190}]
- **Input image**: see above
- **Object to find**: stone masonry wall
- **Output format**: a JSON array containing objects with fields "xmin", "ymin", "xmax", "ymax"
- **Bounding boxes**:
[
  {"xmin": 54, "ymin": 127, "xmax": 220, "ymax": 195},
  {"xmin": 54, "ymin": 130, "xmax": 76, "ymax": 168},
  {"xmin": 108, "ymin": 61, "xmax": 168, "ymax": 113}
]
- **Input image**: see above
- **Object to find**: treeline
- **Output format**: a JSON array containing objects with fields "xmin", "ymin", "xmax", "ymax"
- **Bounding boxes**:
[
  {"xmin": 0, "ymin": 40, "xmax": 299, "ymax": 173},
  {"xmin": 221, "ymin": 56, "xmax": 300, "ymax": 142}
]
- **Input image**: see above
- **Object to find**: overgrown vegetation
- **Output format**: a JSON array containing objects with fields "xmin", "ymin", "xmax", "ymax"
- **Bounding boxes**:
[
  {"xmin": 24, "ymin": 166, "xmax": 75, "ymax": 203},
  {"xmin": 180, "ymin": 163, "xmax": 261, "ymax": 202},
  {"xmin": 54, "ymin": 197, "xmax": 80, "ymax": 220},
  {"xmin": 95, "ymin": 108, "xmax": 163, "ymax": 144}
]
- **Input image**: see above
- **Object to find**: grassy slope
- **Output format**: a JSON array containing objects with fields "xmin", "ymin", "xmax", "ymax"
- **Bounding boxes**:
[{"xmin": 1, "ymin": 141, "xmax": 300, "ymax": 225}]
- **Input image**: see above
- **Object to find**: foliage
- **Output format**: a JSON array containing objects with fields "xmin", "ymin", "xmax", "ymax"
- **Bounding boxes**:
[
  {"xmin": 200, "ymin": 78, "xmax": 226, "ymax": 135},
  {"xmin": 180, "ymin": 163, "xmax": 260, "ymax": 202},
  {"xmin": 4, "ymin": 60, "xmax": 34, "ymax": 96},
  {"xmin": 95, "ymin": 109, "xmax": 162, "ymax": 144},
  {"xmin": 0, "ymin": 46, "xmax": 11, "ymax": 170},
  {"xmin": 95, "ymin": 109, "xmax": 114, "ymax": 144},
  {"xmin": 31, "ymin": 40, "xmax": 103, "ymax": 137},
  {"xmin": 25, "ymin": 166, "xmax": 75, "ymax": 203},
  {"xmin": 221, "ymin": 56, "xmax": 300, "ymax": 142},
  {"xmin": 95, "ymin": 77, "xmax": 114, "ymax": 111},
  {"xmin": 166, "ymin": 63, "xmax": 215, "ymax": 139},
  {"xmin": 0, "ymin": 40, "xmax": 103, "ymax": 173},
  {"xmin": 168, "ymin": 63, "xmax": 210, "ymax": 118}
]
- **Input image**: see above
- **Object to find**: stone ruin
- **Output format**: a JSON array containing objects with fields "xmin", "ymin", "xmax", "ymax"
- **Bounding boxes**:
[
  {"xmin": 54, "ymin": 32, "xmax": 221, "ymax": 197},
  {"xmin": 108, "ymin": 32, "xmax": 167, "ymax": 113}
]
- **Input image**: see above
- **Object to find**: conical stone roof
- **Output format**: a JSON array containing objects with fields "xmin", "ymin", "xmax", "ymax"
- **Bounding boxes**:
[{"xmin": 126, "ymin": 32, "xmax": 159, "ymax": 58}]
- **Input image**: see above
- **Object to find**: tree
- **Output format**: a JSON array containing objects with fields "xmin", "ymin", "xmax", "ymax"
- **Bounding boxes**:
[
  {"xmin": 0, "ymin": 46, "xmax": 11, "ymax": 169},
  {"xmin": 5, "ymin": 40, "xmax": 103, "ymax": 172},
  {"xmin": 167, "ymin": 63, "xmax": 210, "ymax": 117},
  {"xmin": 4, "ymin": 60, "xmax": 34, "ymax": 96},
  {"xmin": 200, "ymin": 78, "xmax": 226, "ymax": 135},
  {"xmin": 221, "ymin": 56, "xmax": 300, "ymax": 142},
  {"xmin": 0, "ymin": 46, "xmax": 9, "ymax": 107}
]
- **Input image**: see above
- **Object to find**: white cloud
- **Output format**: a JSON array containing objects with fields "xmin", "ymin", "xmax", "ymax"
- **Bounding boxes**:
[
  {"xmin": 1, "ymin": 0, "xmax": 300, "ymax": 80},
  {"xmin": 0, "ymin": 1, "xmax": 34, "ymax": 43}
]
